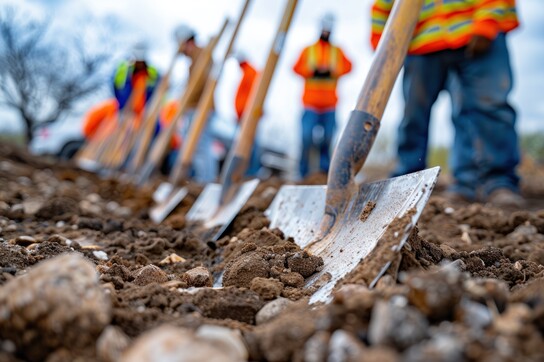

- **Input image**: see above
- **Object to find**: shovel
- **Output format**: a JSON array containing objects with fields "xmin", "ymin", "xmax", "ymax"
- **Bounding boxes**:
[
  {"xmin": 135, "ymin": 19, "xmax": 229, "ymax": 188},
  {"xmin": 183, "ymin": 0, "xmax": 299, "ymax": 241},
  {"xmin": 265, "ymin": 0, "xmax": 439, "ymax": 304},
  {"xmin": 149, "ymin": 0, "xmax": 253, "ymax": 223}
]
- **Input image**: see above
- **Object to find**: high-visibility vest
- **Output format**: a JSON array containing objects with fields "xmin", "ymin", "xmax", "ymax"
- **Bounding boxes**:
[
  {"xmin": 235, "ymin": 61, "xmax": 259, "ymax": 121},
  {"xmin": 371, "ymin": 0, "xmax": 519, "ymax": 55},
  {"xmin": 293, "ymin": 40, "xmax": 352, "ymax": 111}
]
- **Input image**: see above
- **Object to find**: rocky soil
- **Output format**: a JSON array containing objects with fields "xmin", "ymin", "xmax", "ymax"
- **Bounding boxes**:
[{"xmin": 0, "ymin": 143, "xmax": 543, "ymax": 362}]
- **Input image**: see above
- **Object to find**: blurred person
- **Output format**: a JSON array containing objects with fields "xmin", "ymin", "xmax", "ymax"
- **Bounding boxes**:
[
  {"xmin": 173, "ymin": 24, "xmax": 217, "ymax": 183},
  {"xmin": 112, "ymin": 41, "xmax": 160, "ymax": 119},
  {"xmin": 234, "ymin": 51, "xmax": 261, "ymax": 176},
  {"xmin": 371, "ymin": 0, "xmax": 522, "ymax": 207},
  {"xmin": 293, "ymin": 13, "xmax": 352, "ymax": 178}
]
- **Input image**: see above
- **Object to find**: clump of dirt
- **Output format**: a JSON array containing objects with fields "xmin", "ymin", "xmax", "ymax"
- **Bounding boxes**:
[{"xmin": 34, "ymin": 196, "xmax": 78, "ymax": 220}]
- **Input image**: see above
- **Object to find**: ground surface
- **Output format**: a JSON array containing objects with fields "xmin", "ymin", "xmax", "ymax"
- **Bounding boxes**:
[{"xmin": 0, "ymin": 143, "xmax": 544, "ymax": 362}]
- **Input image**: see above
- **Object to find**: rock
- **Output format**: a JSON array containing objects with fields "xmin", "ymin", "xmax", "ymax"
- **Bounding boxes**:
[
  {"xmin": 404, "ymin": 268, "xmax": 463, "ymax": 321},
  {"xmin": 120, "ymin": 325, "xmax": 237, "ymax": 362},
  {"xmin": 256, "ymin": 297, "xmax": 295, "ymax": 325},
  {"xmin": 132, "ymin": 265, "xmax": 169, "ymax": 286},
  {"xmin": 368, "ymin": 297, "xmax": 429, "ymax": 349},
  {"xmin": 22, "ymin": 200, "xmax": 43, "ymax": 215},
  {"xmin": 182, "ymin": 266, "xmax": 212, "ymax": 287},
  {"xmin": 79, "ymin": 200, "xmax": 102, "ymax": 215},
  {"xmin": 303, "ymin": 331, "xmax": 330, "ymax": 362},
  {"xmin": 286, "ymin": 251, "xmax": 324, "ymax": 278},
  {"xmin": 493, "ymin": 303, "xmax": 532, "ymax": 336},
  {"xmin": 463, "ymin": 278, "xmax": 509, "ymax": 312},
  {"xmin": 327, "ymin": 330, "xmax": 365, "ymax": 362},
  {"xmin": 404, "ymin": 333, "xmax": 464, "ymax": 362},
  {"xmin": 96, "ymin": 326, "xmax": 131, "ymax": 362},
  {"xmin": 0, "ymin": 253, "xmax": 111, "ymax": 361},
  {"xmin": 196, "ymin": 325, "xmax": 248, "ymax": 361},
  {"xmin": 11, "ymin": 235, "xmax": 37, "ymax": 246},
  {"xmin": 333, "ymin": 284, "xmax": 376, "ymax": 319},
  {"xmin": 159, "ymin": 253, "xmax": 187, "ymax": 265},
  {"xmin": 456, "ymin": 298, "xmax": 492, "ymax": 330},
  {"xmin": 93, "ymin": 250, "xmax": 108, "ymax": 261},
  {"xmin": 250, "ymin": 277, "xmax": 284, "ymax": 300}
]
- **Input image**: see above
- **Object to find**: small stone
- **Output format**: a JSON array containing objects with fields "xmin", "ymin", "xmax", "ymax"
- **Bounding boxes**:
[
  {"xmin": 463, "ymin": 278, "xmax": 509, "ymax": 312},
  {"xmin": 456, "ymin": 298, "xmax": 492, "ymax": 330},
  {"xmin": 0, "ymin": 201, "xmax": 9, "ymax": 211},
  {"xmin": 86, "ymin": 193, "xmax": 102, "ymax": 203},
  {"xmin": 250, "ymin": 277, "xmax": 284, "ymax": 300},
  {"xmin": 11, "ymin": 235, "xmax": 37, "ymax": 246},
  {"xmin": 79, "ymin": 200, "xmax": 102, "ymax": 215},
  {"xmin": 304, "ymin": 331, "xmax": 330, "ymax": 362},
  {"xmin": 256, "ymin": 297, "xmax": 295, "ymax": 325},
  {"xmin": 196, "ymin": 325, "xmax": 248, "ymax": 361},
  {"xmin": 404, "ymin": 333, "xmax": 464, "ymax": 362},
  {"xmin": 56, "ymin": 221, "xmax": 65, "ymax": 228},
  {"xmin": 159, "ymin": 253, "xmax": 186, "ymax": 265},
  {"xmin": 22, "ymin": 200, "xmax": 43, "ymax": 215},
  {"xmin": 132, "ymin": 265, "xmax": 169, "ymax": 286},
  {"xmin": 182, "ymin": 266, "xmax": 213, "ymax": 287},
  {"xmin": 96, "ymin": 326, "xmax": 131, "ymax": 362},
  {"xmin": 120, "ymin": 325, "xmax": 234, "ymax": 362},
  {"xmin": 493, "ymin": 303, "xmax": 532, "ymax": 336},
  {"xmin": 327, "ymin": 330, "xmax": 365, "ymax": 362},
  {"xmin": 368, "ymin": 298, "xmax": 429, "ymax": 349},
  {"xmin": 93, "ymin": 251, "xmax": 108, "ymax": 261}
]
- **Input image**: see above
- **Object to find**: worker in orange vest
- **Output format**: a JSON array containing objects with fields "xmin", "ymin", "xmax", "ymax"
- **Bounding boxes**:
[
  {"xmin": 234, "ymin": 52, "xmax": 261, "ymax": 176},
  {"xmin": 372, "ymin": 0, "xmax": 522, "ymax": 207},
  {"xmin": 293, "ymin": 13, "xmax": 352, "ymax": 178}
]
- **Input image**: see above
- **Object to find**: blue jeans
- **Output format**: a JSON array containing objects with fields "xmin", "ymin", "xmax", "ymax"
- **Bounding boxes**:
[
  {"xmin": 178, "ymin": 109, "xmax": 218, "ymax": 183},
  {"xmin": 299, "ymin": 109, "xmax": 336, "ymax": 178},
  {"xmin": 393, "ymin": 33, "xmax": 519, "ymax": 200}
]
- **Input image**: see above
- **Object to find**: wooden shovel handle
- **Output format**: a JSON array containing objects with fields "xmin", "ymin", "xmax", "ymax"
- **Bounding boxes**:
[
  {"xmin": 324, "ymin": 0, "xmax": 424, "ymax": 223},
  {"xmin": 219, "ymin": 0, "xmax": 298, "ymax": 199},
  {"xmin": 172, "ymin": 0, "xmax": 252, "ymax": 183}
]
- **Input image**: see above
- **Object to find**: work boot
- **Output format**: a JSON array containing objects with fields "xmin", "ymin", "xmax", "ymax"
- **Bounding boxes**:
[{"xmin": 486, "ymin": 188, "xmax": 525, "ymax": 209}]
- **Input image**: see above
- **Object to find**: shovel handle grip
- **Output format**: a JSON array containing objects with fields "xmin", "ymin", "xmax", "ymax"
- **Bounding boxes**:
[{"xmin": 324, "ymin": 0, "xmax": 424, "ymax": 223}]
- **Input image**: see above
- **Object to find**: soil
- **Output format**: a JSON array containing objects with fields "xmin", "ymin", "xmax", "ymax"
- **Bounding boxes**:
[{"xmin": 1, "ymin": 144, "xmax": 544, "ymax": 361}]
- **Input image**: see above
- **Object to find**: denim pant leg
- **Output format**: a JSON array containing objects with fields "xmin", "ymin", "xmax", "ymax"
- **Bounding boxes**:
[
  {"xmin": 453, "ymin": 33, "xmax": 520, "ymax": 198},
  {"xmin": 299, "ymin": 109, "xmax": 318, "ymax": 178},
  {"xmin": 393, "ymin": 54, "xmax": 448, "ymax": 177},
  {"xmin": 182, "ymin": 110, "xmax": 218, "ymax": 183},
  {"xmin": 318, "ymin": 110, "xmax": 336, "ymax": 173}
]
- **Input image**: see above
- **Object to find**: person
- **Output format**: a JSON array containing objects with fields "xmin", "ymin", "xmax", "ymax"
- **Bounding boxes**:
[
  {"xmin": 234, "ymin": 52, "xmax": 261, "ymax": 176},
  {"xmin": 112, "ymin": 42, "xmax": 160, "ymax": 119},
  {"xmin": 172, "ymin": 24, "xmax": 217, "ymax": 183},
  {"xmin": 293, "ymin": 13, "xmax": 352, "ymax": 178},
  {"xmin": 371, "ymin": 0, "xmax": 523, "ymax": 207}
]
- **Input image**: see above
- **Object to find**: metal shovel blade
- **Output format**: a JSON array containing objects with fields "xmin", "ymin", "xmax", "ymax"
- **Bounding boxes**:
[
  {"xmin": 149, "ymin": 186, "xmax": 189, "ymax": 224},
  {"xmin": 186, "ymin": 179, "xmax": 259, "ymax": 241},
  {"xmin": 265, "ymin": 167, "xmax": 440, "ymax": 304},
  {"xmin": 153, "ymin": 182, "xmax": 173, "ymax": 203}
]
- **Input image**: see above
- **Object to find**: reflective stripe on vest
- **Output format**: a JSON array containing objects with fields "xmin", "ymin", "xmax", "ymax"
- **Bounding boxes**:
[{"xmin": 307, "ymin": 43, "xmax": 339, "ymax": 71}]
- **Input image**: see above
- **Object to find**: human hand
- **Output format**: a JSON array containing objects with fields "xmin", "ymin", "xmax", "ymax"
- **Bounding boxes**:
[{"xmin": 466, "ymin": 35, "xmax": 492, "ymax": 58}]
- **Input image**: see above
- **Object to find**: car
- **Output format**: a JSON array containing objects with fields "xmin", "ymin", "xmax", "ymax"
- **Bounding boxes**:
[{"xmin": 29, "ymin": 113, "xmax": 85, "ymax": 160}]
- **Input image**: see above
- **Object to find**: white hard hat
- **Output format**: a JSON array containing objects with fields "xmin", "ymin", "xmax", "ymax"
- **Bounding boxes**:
[
  {"xmin": 320, "ymin": 12, "xmax": 336, "ymax": 32},
  {"xmin": 131, "ymin": 41, "xmax": 148, "ymax": 60},
  {"xmin": 174, "ymin": 24, "xmax": 195, "ymax": 44}
]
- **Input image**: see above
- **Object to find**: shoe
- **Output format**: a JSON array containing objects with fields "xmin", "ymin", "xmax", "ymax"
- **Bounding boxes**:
[{"xmin": 486, "ymin": 188, "xmax": 525, "ymax": 209}]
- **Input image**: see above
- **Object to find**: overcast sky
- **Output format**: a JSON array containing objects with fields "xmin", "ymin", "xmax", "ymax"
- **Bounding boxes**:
[{"xmin": 2, "ymin": 0, "xmax": 544, "ymax": 160}]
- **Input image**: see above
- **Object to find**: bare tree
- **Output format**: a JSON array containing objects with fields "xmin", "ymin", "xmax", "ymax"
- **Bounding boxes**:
[{"xmin": 0, "ymin": 6, "xmax": 113, "ymax": 144}]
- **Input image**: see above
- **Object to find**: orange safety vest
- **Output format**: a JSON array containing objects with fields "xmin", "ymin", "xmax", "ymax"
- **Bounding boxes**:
[
  {"xmin": 371, "ymin": 0, "xmax": 519, "ymax": 55},
  {"xmin": 82, "ymin": 99, "xmax": 119, "ymax": 140},
  {"xmin": 159, "ymin": 100, "xmax": 182, "ymax": 150},
  {"xmin": 293, "ymin": 40, "xmax": 352, "ymax": 112},
  {"xmin": 235, "ymin": 61, "xmax": 259, "ymax": 122}
]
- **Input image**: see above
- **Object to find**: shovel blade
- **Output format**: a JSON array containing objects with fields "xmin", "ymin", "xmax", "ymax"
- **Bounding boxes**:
[
  {"xmin": 266, "ymin": 167, "xmax": 440, "ymax": 304},
  {"xmin": 149, "ymin": 186, "xmax": 189, "ymax": 223},
  {"xmin": 186, "ymin": 179, "xmax": 259, "ymax": 241},
  {"xmin": 153, "ymin": 182, "xmax": 173, "ymax": 203}
]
